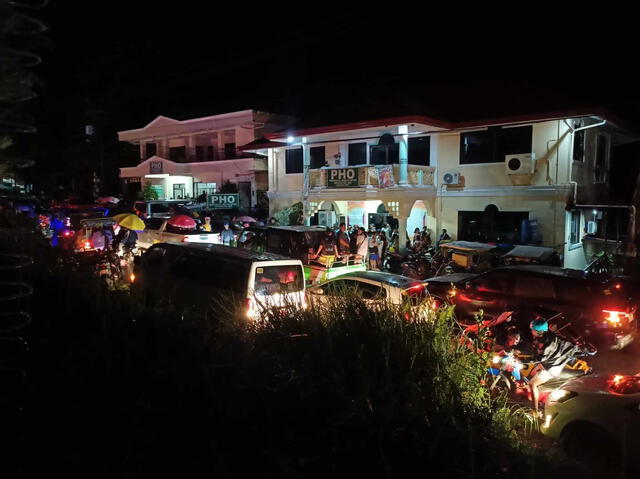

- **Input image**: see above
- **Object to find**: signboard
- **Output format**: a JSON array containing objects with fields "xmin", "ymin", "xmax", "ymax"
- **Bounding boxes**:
[
  {"xmin": 207, "ymin": 193, "xmax": 239, "ymax": 209},
  {"xmin": 149, "ymin": 161, "xmax": 163, "ymax": 174},
  {"xmin": 377, "ymin": 165, "xmax": 395, "ymax": 188},
  {"xmin": 327, "ymin": 168, "xmax": 359, "ymax": 188}
]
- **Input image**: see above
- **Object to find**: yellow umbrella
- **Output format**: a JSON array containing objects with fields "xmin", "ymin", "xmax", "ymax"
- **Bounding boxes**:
[
  {"xmin": 117, "ymin": 214, "xmax": 146, "ymax": 231},
  {"xmin": 112, "ymin": 213, "xmax": 130, "ymax": 223}
]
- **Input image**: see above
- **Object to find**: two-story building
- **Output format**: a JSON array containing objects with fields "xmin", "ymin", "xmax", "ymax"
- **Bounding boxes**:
[
  {"xmin": 118, "ymin": 109, "xmax": 292, "ymax": 209},
  {"xmin": 243, "ymin": 109, "xmax": 635, "ymax": 269}
]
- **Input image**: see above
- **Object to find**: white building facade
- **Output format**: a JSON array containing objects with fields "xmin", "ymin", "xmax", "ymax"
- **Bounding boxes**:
[
  {"xmin": 118, "ymin": 109, "xmax": 291, "ymax": 209},
  {"xmin": 246, "ymin": 110, "xmax": 633, "ymax": 269}
]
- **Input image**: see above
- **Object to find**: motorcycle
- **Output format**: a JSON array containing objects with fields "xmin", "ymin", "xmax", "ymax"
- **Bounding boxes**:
[
  {"xmin": 382, "ymin": 251, "xmax": 404, "ymax": 274},
  {"xmin": 400, "ymin": 247, "xmax": 437, "ymax": 279}
]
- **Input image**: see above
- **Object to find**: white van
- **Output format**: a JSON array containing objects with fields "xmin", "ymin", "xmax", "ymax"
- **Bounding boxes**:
[{"xmin": 132, "ymin": 243, "xmax": 306, "ymax": 319}]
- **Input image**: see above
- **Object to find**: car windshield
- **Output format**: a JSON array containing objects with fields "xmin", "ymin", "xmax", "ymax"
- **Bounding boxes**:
[{"xmin": 253, "ymin": 265, "xmax": 304, "ymax": 295}]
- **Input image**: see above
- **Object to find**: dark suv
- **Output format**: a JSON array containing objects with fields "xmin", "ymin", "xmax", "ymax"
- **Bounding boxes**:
[{"xmin": 425, "ymin": 266, "xmax": 637, "ymax": 350}]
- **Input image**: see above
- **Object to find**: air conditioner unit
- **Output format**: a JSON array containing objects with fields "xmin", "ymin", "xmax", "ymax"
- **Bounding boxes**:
[
  {"xmin": 442, "ymin": 171, "xmax": 461, "ymax": 185},
  {"xmin": 587, "ymin": 221, "xmax": 597, "ymax": 234},
  {"xmin": 505, "ymin": 153, "xmax": 535, "ymax": 175}
]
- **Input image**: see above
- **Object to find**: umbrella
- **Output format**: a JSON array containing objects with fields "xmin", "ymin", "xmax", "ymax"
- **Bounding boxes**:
[
  {"xmin": 233, "ymin": 215, "xmax": 257, "ymax": 223},
  {"xmin": 112, "ymin": 213, "xmax": 131, "ymax": 223},
  {"xmin": 118, "ymin": 214, "xmax": 146, "ymax": 231},
  {"xmin": 167, "ymin": 214, "xmax": 197, "ymax": 229}
]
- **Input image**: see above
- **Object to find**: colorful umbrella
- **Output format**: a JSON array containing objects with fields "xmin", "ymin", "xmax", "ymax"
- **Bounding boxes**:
[
  {"xmin": 233, "ymin": 216, "xmax": 257, "ymax": 223},
  {"xmin": 112, "ymin": 213, "xmax": 131, "ymax": 223},
  {"xmin": 167, "ymin": 214, "xmax": 197, "ymax": 229},
  {"xmin": 118, "ymin": 214, "xmax": 146, "ymax": 231}
]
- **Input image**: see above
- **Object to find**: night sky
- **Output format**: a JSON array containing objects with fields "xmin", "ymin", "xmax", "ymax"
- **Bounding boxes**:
[{"xmin": 9, "ymin": 3, "xmax": 640, "ymax": 194}]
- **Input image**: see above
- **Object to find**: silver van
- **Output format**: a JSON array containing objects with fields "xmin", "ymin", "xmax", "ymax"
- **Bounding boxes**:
[{"xmin": 132, "ymin": 243, "xmax": 306, "ymax": 319}]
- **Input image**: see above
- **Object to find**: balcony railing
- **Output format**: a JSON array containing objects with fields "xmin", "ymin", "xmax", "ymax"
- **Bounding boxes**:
[{"xmin": 309, "ymin": 165, "xmax": 434, "ymax": 188}]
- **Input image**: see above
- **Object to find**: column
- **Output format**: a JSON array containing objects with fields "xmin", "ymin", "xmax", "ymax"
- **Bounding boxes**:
[
  {"xmin": 398, "ymin": 125, "xmax": 408, "ymax": 185},
  {"xmin": 302, "ymin": 141, "xmax": 311, "ymax": 225},
  {"xmin": 185, "ymin": 135, "xmax": 195, "ymax": 162},
  {"xmin": 139, "ymin": 142, "xmax": 146, "ymax": 162}
]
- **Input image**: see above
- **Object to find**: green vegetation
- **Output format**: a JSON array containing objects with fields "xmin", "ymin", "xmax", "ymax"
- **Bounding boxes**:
[{"xmin": 1, "ymin": 215, "xmax": 572, "ymax": 478}]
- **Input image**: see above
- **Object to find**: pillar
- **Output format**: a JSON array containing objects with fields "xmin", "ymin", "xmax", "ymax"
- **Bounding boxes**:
[
  {"xmin": 184, "ymin": 135, "xmax": 195, "ymax": 162},
  {"xmin": 302, "ymin": 141, "xmax": 311, "ymax": 225},
  {"xmin": 398, "ymin": 125, "xmax": 408, "ymax": 185},
  {"xmin": 139, "ymin": 142, "xmax": 146, "ymax": 162}
]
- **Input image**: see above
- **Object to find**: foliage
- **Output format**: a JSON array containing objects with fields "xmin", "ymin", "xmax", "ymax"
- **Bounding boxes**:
[
  {"xmin": 142, "ymin": 180, "xmax": 158, "ymax": 200},
  {"xmin": 0, "ymin": 213, "xmax": 574, "ymax": 478},
  {"xmin": 274, "ymin": 201, "xmax": 303, "ymax": 226}
]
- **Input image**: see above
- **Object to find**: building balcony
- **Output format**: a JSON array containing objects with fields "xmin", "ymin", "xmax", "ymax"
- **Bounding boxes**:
[{"xmin": 309, "ymin": 164, "xmax": 435, "ymax": 189}]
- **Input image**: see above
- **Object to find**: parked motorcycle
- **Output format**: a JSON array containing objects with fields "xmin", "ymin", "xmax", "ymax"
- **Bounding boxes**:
[
  {"xmin": 382, "ymin": 252, "xmax": 404, "ymax": 274},
  {"xmin": 401, "ymin": 247, "xmax": 439, "ymax": 279}
]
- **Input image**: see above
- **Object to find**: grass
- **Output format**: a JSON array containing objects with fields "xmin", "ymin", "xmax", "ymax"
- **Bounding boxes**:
[{"xmin": 1, "ymin": 213, "xmax": 571, "ymax": 478}]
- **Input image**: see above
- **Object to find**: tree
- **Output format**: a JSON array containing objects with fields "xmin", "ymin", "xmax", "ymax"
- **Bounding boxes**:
[{"xmin": 142, "ymin": 181, "xmax": 158, "ymax": 200}]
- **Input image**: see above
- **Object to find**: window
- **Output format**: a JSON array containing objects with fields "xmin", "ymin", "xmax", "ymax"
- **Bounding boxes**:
[
  {"xmin": 572, "ymin": 121, "xmax": 585, "ymax": 162},
  {"xmin": 348, "ymin": 142, "xmax": 367, "ymax": 165},
  {"xmin": 172, "ymin": 184, "xmax": 186, "ymax": 199},
  {"xmin": 169, "ymin": 146, "xmax": 186, "ymax": 162},
  {"xmin": 224, "ymin": 143, "xmax": 236, "ymax": 159},
  {"xmin": 595, "ymin": 134, "xmax": 608, "ymax": 183},
  {"xmin": 254, "ymin": 265, "xmax": 305, "ymax": 295},
  {"xmin": 460, "ymin": 126, "xmax": 532, "ymax": 164},
  {"xmin": 310, "ymin": 146, "xmax": 326, "ymax": 169},
  {"xmin": 195, "ymin": 146, "xmax": 205, "ymax": 162},
  {"xmin": 458, "ymin": 210, "xmax": 528, "ymax": 243},
  {"xmin": 145, "ymin": 143, "xmax": 157, "ymax": 159},
  {"xmin": 513, "ymin": 276, "xmax": 556, "ymax": 299},
  {"xmin": 285, "ymin": 147, "xmax": 303, "ymax": 174},
  {"xmin": 408, "ymin": 136, "xmax": 430, "ymax": 166},
  {"xmin": 569, "ymin": 210, "xmax": 581, "ymax": 246},
  {"xmin": 144, "ymin": 218, "xmax": 165, "ymax": 231},
  {"xmin": 370, "ymin": 144, "xmax": 399, "ymax": 165},
  {"xmin": 353, "ymin": 281, "xmax": 387, "ymax": 300}
]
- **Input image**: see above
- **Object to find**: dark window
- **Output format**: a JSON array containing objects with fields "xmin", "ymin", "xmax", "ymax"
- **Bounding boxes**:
[
  {"xmin": 458, "ymin": 210, "xmax": 528, "ymax": 243},
  {"xmin": 370, "ymin": 144, "xmax": 399, "ymax": 165},
  {"xmin": 569, "ymin": 211, "xmax": 581, "ymax": 245},
  {"xmin": 207, "ymin": 146, "xmax": 214, "ymax": 161},
  {"xmin": 353, "ymin": 281, "xmax": 387, "ymax": 300},
  {"xmin": 513, "ymin": 276, "xmax": 556, "ymax": 300},
  {"xmin": 310, "ymin": 146, "xmax": 326, "ymax": 169},
  {"xmin": 573, "ymin": 121, "xmax": 585, "ymax": 162},
  {"xmin": 471, "ymin": 273, "xmax": 512, "ymax": 294},
  {"xmin": 195, "ymin": 146, "xmax": 205, "ymax": 162},
  {"xmin": 285, "ymin": 148, "xmax": 303, "ymax": 174},
  {"xmin": 224, "ymin": 143, "xmax": 236, "ymax": 159},
  {"xmin": 460, "ymin": 126, "xmax": 532, "ymax": 164},
  {"xmin": 145, "ymin": 143, "xmax": 157, "ymax": 159},
  {"xmin": 595, "ymin": 134, "xmax": 608, "ymax": 183},
  {"xmin": 144, "ymin": 218, "xmax": 165, "ymax": 230},
  {"xmin": 169, "ymin": 146, "xmax": 186, "ymax": 162},
  {"xmin": 348, "ymin": 142, "xmax": 367, "ymax": 165},
  {"xmin": 408, "ymin": 136, "xmax": 430, "ymax": 165}
]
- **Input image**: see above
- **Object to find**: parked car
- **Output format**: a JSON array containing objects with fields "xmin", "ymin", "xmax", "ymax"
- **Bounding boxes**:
[
  {"xmin": 134, "ymin": 199, "xmax": 204, "ymax": 219},
  {"xmin": 132, "ymin": 243, "xmax": 306, "ymax": 319},
  {"xmin": 424, "ymin": 265, "xmax": 638, "ymax": 349},
  {"xmin": 307, "ymin": 271, "xmax": 440, "ymax": 314},
  {"xmin": 541, "ymin": 374, "xmax": 640, "ymax": 468},
  {"xmin": 136, "ymin": 217, "xmax": 228, "ymax": 251}
]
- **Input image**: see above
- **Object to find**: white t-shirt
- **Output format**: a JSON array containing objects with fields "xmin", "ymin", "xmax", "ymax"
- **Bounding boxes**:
[{"xmin": 356, "ymin": 234, "xmax": 368, "ymax": 257}]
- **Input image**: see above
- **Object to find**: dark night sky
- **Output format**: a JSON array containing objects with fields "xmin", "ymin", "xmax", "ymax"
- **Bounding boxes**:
[{"xmin": 15, "ymin": 3, "xmax": 640, "ymax": 196}]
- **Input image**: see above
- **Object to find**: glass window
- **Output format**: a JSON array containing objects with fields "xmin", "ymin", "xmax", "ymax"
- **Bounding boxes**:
[
  {"xmin": 370, "ymin": 144, "xmax": 399, "ymax": 165},
  {"xmin": 145, "ymin": 143, "xmax": 157, "ymax": 159},
  {"xmin": 353, "ymin": 281, "xmax": 387, "ymax": 300},
  {"xmin": 310, "ymin": 146, "xmax": 326, "ymax": 169},
  {"xmin": 573, "ymin": 121, "xmax": 585, "ymax": 162},
  {"xmin": 144, "ymin": 218, "xmax": 165, "ymax": 230},
  {"xmin": 224, "ymin": 143, "xmax": 236, "ymax": 159},
  {"xmin": 169, "ymin": 146, "xmax": 186, "ymax": 162},
  {"xmin": 460, "ymin": 126, "xmax": 532, "ymax": 164},
  {"xmin": 348, "ymin": 143, "xmax": 367, "ymax": 165},
  {"xmin": 253, "ymin": 265, "xmax": 304, "ymax": 295},
  {"xmin": 408, "ymin": 136, "xmax": 430, "ymax": 166},
  {"xmin": 513, "ymin": 276, "xmax": 556, "ymax": 299},
  {"xmin": 471, "ymin": 273, "xmax": 512, "ymax": 294},
  {"xmin": 595, "ymin": 134, "xmax": 608, "ymax": 183},
  {"xmin": 569, "ymin": 211, "xmax": 581, "ymax": 246},
  {"xmin": 285, "ymin": 148, "xmax": 303, "ymax": 174}
]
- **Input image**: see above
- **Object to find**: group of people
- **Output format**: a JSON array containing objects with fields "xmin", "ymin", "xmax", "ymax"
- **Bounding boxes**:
[{"xmin": 311, "ymin": 223, "xmax": 400, "ymax": 270}]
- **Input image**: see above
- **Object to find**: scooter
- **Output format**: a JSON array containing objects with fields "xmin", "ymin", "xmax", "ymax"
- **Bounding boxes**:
[{"xmin": 383, "ymin": 251, "xmax": 404, "ymax": 274}]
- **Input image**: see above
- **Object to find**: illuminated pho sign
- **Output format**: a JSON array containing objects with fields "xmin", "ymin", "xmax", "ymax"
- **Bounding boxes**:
[{"xmin": 327, "ymin": 168, "xmax": 359, "ymax": 188}]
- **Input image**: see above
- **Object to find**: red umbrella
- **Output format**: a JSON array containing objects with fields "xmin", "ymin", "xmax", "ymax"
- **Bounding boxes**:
[{"xmin": 167, "ymin": 214, "xmax": 197, "ymax": 229}]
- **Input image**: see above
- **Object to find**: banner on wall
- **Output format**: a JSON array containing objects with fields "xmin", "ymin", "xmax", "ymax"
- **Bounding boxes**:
[{"xmin": 377, "ymin": 165, "xmax": 395, "ymax": 188}]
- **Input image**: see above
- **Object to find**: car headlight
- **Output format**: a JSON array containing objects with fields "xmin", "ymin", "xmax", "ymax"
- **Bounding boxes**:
[{"xmin": 549, "ymin": 389, "xmax": 577, "ymax": 403}]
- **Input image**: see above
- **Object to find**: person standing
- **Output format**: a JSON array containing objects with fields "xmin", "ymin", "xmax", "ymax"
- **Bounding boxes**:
[
  {"xmin": 202, "ymin": 217, "xmax": 212, "ymax": 232},
  {"xmin": 336, "ymin": 223, "xmax": 350, "ymax": 262},
  {"xmin": 313, "ymin": 229, "xmax": 337, "ymax": 267},
  {"xmin": 355, "ymin": 227, "xmax": 368, "ymax": 265},
  {"xmin": 368, "ymin": 232, "xmax": 381, "ymax": 270},
  {"xmin": 220, "ymin": 222, "xmax": 235, "ymax": 246}
]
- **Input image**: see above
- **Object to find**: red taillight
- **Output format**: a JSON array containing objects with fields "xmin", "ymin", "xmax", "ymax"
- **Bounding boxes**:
[
  {"xmin": 84, "ymin": 241, "xmax": 91, "ymax": 248},
  {"xmin": 615, "ymin": 283, "xmax": 622, "ymax": 290},
  {"xmin": 603, "ymin": 310, "xmax": 628, "ymax": 326}
]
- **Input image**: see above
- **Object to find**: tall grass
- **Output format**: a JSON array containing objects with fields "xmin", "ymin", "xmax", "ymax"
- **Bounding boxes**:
[{"xmin": 2, "ymin": 215, "xmax": 566, "ymax": 478}]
